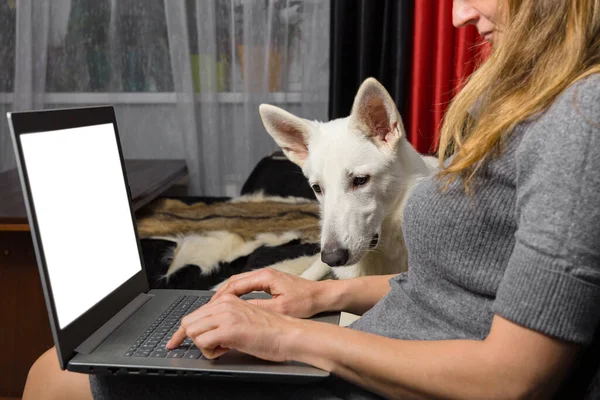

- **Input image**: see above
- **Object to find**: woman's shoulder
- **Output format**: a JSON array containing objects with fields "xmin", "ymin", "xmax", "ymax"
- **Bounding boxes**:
[
  {"xmin": 570, "ymin": 72, "xmax": 600, "ymax": 92},
  {"xmin": 516, "ymin": 73, "xmax": 600, "ymax": 165},
  {"xmin": 550, "ymin": 72, "xmax": 600, "ymax": 127}
]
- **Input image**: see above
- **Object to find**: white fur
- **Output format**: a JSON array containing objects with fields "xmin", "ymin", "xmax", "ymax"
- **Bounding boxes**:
[
  {"xmin": 159, "ymin": 230, "xmax": 302, "ymax": 282},
  {"xmin": 229, "ymin": 191, "xmax": 316, "ymax": 205},
  {"xmin": 259, "ymin": 77, "xmax": 437, "ymax": 281}
]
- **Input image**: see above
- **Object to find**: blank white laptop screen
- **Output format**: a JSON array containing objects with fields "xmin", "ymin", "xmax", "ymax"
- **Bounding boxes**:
[{"xmin": 20, "ymin": 123, "xmax": 143, "ymax": 329}]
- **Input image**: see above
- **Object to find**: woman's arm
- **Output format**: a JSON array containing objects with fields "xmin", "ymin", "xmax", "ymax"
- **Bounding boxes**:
[
  {"xmin": 316, "ymin": 274, "xmax": 396, "ymax": 315},
  {"xmin": 286, "ymin": 315, "xmax": 580, "ymax": 400},
  {"xmin": 211, "ymin": 268, "xmax": 395, "ymax": 317},
  {"xmin": 170, "ymin": 294, "xmax": 580, "ymax": 399}
]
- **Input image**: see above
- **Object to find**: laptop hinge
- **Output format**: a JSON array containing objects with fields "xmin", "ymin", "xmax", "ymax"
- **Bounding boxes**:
[{"xmin": 75, "ymin": 293, "xmax": 153, "ymax": 355}]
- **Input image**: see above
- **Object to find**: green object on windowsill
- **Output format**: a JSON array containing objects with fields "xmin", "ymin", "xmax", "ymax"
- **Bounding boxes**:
[{"xmin": 190, "ymin": 54, "xmax": 228, "ymax": 93}]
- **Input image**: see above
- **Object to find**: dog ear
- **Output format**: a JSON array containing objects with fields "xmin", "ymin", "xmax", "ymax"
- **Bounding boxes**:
[
  {"xmin": 259, "ymin": 104, "xmax": 313, "ymax": 167},
  {"xmin": 350, "ymin": 77, "xmax": 404, "ymax": 149}
]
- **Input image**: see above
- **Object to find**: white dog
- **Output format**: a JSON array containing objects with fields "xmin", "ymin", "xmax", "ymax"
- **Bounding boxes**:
[{"xmin": 259, "ymin": 77, "xmax": 437, "ymax": 281}]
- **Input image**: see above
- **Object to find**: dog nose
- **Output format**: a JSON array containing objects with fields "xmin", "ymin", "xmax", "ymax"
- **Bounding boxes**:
[{"xmin": 321, "ymin": 247, "xmax": 350, "ymax": 267}]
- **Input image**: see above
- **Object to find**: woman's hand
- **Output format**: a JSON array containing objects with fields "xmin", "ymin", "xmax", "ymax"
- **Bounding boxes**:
[
  {"xmin": 210, "ymin": 268, "xmax": 328, "ymax": 318},
  {"xmin": 166, "ymin": 294, "xmax": 304, "ymax": 361}
]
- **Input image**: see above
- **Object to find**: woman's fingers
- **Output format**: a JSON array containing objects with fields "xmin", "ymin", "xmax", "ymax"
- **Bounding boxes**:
[
  {"xmin": 167, "ymin": 325, "xmax": 187, "ymax": 349},
  {"xmin": 166, "ymin": 302, "xmax": 224, "ymax": 348},
  {"xmin": 168, "ymin": 300, "xmax": 241, "ymax": 357},
  {"xmin": 193, "ymin": 328, "xmax": 232, "ymax": 359},
  {"xmin": 212, "ymin": 268, "xmax": 279, "ymax": 301},
  {"xmin": 211, "ymin": 270, "xmax": 257, "ymax": 299},
  {"xmin": 163, "ymin": 295, "xmax": 296, "ymax": 363},
  {"xmin": 201, "ymin": 345, "xmax": 230, "ymax": 360}
]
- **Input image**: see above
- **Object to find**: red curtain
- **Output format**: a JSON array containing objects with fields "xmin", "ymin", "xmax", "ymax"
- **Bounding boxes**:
[{"xmin": 406, "ymin": 0, "xmax": 491, "ymax": 154}]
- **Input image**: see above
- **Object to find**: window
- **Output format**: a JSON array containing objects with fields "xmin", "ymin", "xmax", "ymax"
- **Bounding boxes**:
[
  {"xmin": 1, "ymin": 0, "xmax": 312, "ymax": 104},
  {"xmin": 185, "ymin": 0, "xmax": 304, "ymax": 95},
  {"xmin": 46, "ymin": 0, "xmax": 173, "ymax": 93}
]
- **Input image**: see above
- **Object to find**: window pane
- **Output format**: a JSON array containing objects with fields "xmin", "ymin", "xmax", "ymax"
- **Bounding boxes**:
[
  {"xmin": 186, "ymin": 0, "xmax": 234, "ymax": 93},
  {"xmin": 186, "ymin": 0, "xmax": 308, "ymax": 94},
  {"xmin": 46, "ymin": 0, "xmax": 174, "ymax": 92},
  {"xmin": 0, "ymin": 0, "xmax": 16, "ymax": 92}
]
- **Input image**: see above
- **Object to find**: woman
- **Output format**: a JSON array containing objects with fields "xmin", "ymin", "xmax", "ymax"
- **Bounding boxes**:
[{"xmin": 24, "ymin": 0, "xmax": 600, "ymax": 398}]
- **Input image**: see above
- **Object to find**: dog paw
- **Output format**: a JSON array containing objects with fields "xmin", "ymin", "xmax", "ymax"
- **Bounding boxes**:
[
  {"xmin": 300, "ymin": 259, "xmax": 331, "ymax": 281},
  {"xmin": 331, "ymin": 264, "xmax": 361, "ymax": 280}
]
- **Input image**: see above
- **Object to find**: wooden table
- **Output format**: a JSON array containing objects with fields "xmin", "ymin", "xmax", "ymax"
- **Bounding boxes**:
[{"xmin": 0, "ymin": 159, "xmax": 187, "ymax": 398}]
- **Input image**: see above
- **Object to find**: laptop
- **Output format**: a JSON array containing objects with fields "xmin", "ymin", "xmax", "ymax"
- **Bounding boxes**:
[{"xmin": 7, "ymin": 105, "xmax": 339, "ymax": 381}]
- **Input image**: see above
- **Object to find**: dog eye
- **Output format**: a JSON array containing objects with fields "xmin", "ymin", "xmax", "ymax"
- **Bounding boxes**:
[
  {"xmin": 311, "ymin": 184, "xmax": 322, "ymax": 194},
  {"xmin": 353, "ymin": 176, "xmax": 370, "ymax": 187}
]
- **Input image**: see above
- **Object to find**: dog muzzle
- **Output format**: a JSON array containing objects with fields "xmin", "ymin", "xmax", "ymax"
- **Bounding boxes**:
[{"xmin": 369, "ymin": 234, "xmax": 379, "ymax": 248}]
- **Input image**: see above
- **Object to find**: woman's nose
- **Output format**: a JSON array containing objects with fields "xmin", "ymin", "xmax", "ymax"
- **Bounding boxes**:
[{"xmin": 452, "ymin": 0, "xmax": 480, "ymax": 28}]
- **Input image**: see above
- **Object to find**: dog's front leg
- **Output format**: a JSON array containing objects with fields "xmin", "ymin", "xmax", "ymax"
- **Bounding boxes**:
[{"xmin": 300, "ymin": 256, "xmax": 333, "ymax": 281}]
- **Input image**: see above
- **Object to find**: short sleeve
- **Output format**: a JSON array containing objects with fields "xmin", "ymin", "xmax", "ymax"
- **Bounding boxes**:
[{"xmin": 492, "ymin": 75, "xmax": 600, "ymax": 344}]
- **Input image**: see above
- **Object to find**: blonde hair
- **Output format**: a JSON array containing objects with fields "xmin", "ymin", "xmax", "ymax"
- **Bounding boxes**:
[{"xmin": 437, "ymin": 0, "xmax": 600, "ymax": 190}]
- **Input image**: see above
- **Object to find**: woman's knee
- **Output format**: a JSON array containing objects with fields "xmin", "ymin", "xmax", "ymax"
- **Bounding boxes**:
[
  {"xmin": 25, "ymin": 347, "xmax": 58, "ymax": 387},
  {"xmin": 23, "ymin": 347, "xmax": 92, "ymax": 400}
]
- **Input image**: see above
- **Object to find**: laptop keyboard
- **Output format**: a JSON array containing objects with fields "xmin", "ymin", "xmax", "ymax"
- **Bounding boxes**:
[{"xmin": 124, "ymin": 295, "xmax": 210, "ymax": 359}]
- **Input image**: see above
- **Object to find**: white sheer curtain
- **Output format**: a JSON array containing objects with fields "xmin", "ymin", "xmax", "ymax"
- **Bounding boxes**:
[{"xmin": 0, "ymin": 0, "xmax": 330, "ymax": 196}]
